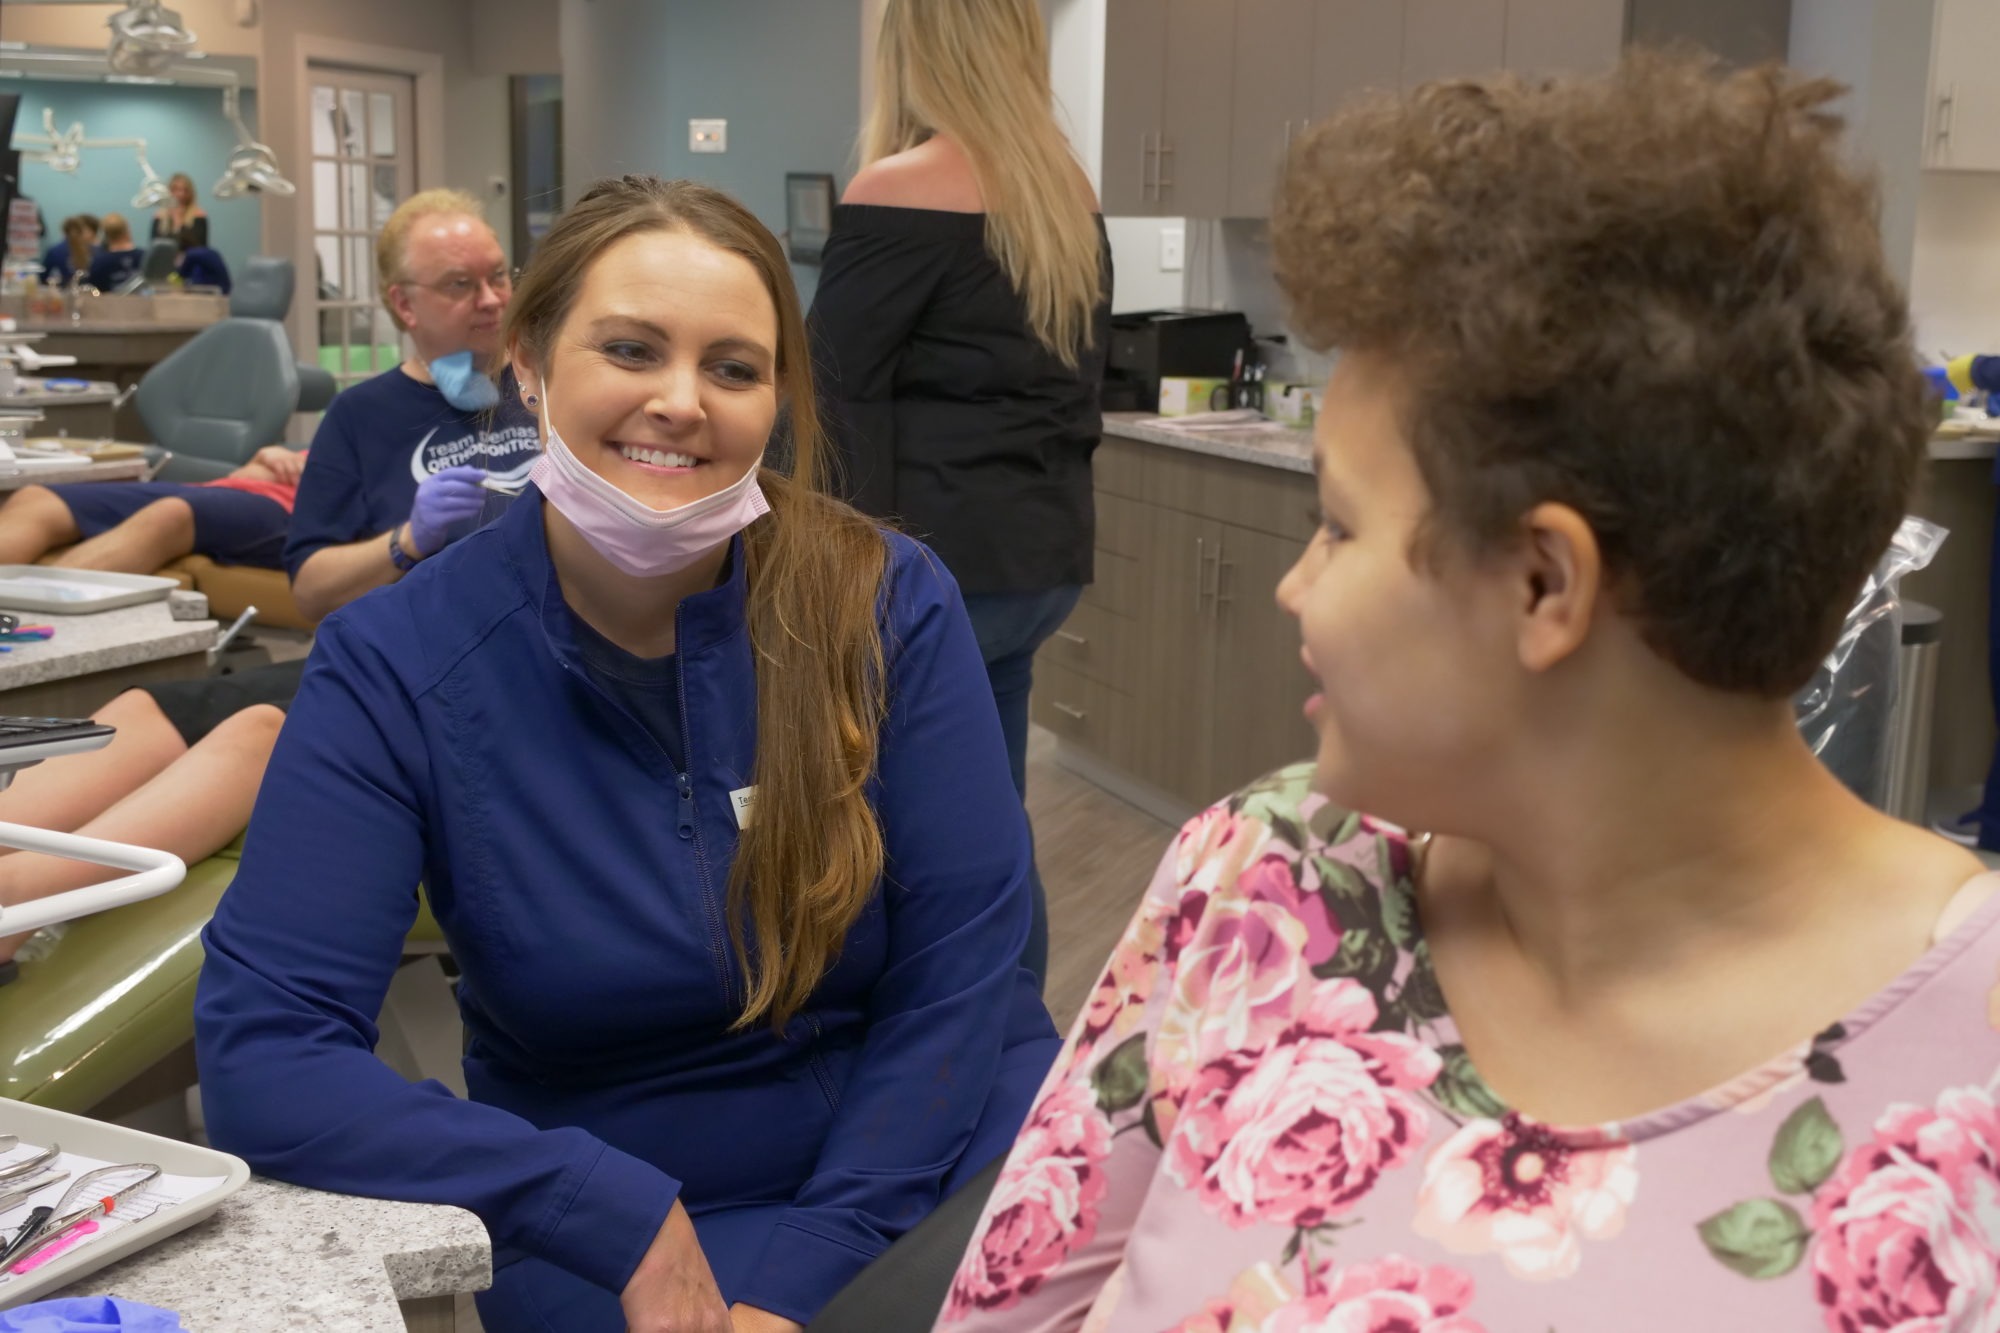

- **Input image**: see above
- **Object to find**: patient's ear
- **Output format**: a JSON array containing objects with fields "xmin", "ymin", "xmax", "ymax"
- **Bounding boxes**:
[{"xmin": 1516, "ymin": 502, "xmax": 1600, "ymax": 674}]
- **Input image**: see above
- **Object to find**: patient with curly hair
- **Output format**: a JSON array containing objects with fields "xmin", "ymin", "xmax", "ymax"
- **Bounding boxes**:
[{"xmin": 933, "ymin": 50, "xmax": 1998, "ymax": 1332}]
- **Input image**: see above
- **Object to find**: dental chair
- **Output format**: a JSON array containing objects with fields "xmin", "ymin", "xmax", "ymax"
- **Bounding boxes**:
[
  {"xmin": 139, "ymin": 257, "xmax": 307, "ymax": 485},
  {"xmin": 0, "ymin": 834, "xmax": 449, "ymax": 1120},
  {"xmin": 35, "ymin": 257, "xmax": 329, "ymax": 629}
]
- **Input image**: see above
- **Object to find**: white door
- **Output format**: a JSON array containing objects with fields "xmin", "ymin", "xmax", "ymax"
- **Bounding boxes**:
[{"xmin": 307, "ymin": 67, "xmax": 417, "ymax": 392}]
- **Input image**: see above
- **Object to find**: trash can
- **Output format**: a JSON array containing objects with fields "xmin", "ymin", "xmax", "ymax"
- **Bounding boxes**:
[{"xmin": 1884, "ymin": 600, "xmax": 1943, "ymax": 825}]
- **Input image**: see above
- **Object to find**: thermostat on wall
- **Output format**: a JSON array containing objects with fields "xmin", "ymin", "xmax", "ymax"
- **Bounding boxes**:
[{"xmin": 690, "ymin": 119, "xmax": 728, "ymax": 153}]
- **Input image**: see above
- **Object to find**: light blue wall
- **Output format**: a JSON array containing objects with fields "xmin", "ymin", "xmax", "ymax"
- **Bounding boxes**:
[
  {"xmin": 13, "ymin": 80, "xmax": 261, "ymax": 277},
  {"xmin": 560, "ymin": 0, "xmax": 861, "ymax": 302}
]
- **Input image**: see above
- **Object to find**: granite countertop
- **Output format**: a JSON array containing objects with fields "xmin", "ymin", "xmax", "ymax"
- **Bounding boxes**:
[
  {"xmin": 0, "ymin": 460, "xmax": 148, "ymax": 491},
  {"xmin": 3, "ymin": 379, "xmax": 119, "ymax": 408},
  {"xmin": 0, "ymin": 598, "xmax": 215, "ymax": 690},
  {"xmin": 55, "ymin": 1177, "xmax": 491, "ymax": 1331},
  {"xmin": 16, "ymin": 321, "xmax": 213, "ymax": 336},
  {"xmin": 1103, "ymin": 411, "xmax": 1314, "ymax": 473},
  {"xmin": 1110, "ymin": 410, "xmax": 1999, "ymax": 469}
]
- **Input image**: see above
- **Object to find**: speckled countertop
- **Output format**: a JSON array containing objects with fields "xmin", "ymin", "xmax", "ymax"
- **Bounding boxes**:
[
  {"xmin": 1110, "ymin": 410, "xmax": 1996, "ymax": 469},
  {"xmin": 14, "ymin": 322, "xmax": 213, "ymax": 336},
  {"xmin": 54, "ymin": 1177, "xmax": 491, "ymax": 1330},
  {"xmin": 2, "ymin": 380, "xmax": 119, "ymax": 408},
  {"xmin": 0, "ymin": 598, "xmax": 214, "ymax": 690},
  {"xmin": 0, "ymin": 460, "xmax": 148, "ymax": 491},
  {"xmin": 1103, "ymin": 411, "xmax": 1314, "ymax": 473}
]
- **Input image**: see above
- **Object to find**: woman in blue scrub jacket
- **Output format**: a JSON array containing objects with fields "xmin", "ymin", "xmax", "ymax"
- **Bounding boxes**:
[{"xmin": 193, "ymin": 177, "xmax": 1061, "ymax": 1333}]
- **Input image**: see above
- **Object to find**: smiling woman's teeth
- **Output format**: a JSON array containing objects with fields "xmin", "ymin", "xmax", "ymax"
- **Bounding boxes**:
[{"xmin": 620, "ymin": 445, "xmax": 698, "ymax": 468}]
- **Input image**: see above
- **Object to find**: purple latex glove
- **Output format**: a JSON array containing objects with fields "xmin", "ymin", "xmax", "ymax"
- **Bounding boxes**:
[{"xmin": 406, "ymin": 466, "xmax": 490, "ymax": 557}]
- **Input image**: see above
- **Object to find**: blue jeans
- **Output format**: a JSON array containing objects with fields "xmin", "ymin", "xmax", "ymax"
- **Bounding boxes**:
[{"xmin": 960, "ymin": 585, "xmax": 1085, "ymax": 989}]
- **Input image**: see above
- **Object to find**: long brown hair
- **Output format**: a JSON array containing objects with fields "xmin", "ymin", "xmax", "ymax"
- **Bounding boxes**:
[
  {"xmin": 507, "ymin": 176, "xmax": 890, "ymax": 1030},
  {"xmin": 864, "ymin": 0, "xmax": 1103, "ymax": 367}
]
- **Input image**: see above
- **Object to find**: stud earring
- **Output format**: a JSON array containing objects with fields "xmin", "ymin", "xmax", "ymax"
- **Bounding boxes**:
[{"xmin": 524, "ymin": 393, "xmax": 538, "ymax": 406}]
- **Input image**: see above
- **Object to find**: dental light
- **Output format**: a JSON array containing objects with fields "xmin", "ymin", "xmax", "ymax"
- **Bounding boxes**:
[
  {"xmin": 8, "ymin": 108, "xmax": 176, "ymax": 210},
  {"xmin": 212, "ymin": 84, "xmax": 294, "ymax": 197},
  {"xmin": 106, "ymin": 1, "xmax": 200, "ymax": 78}
]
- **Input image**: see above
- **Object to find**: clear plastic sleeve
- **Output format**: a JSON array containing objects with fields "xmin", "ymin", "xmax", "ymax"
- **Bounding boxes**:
[{"xmin": 1795, "ymin": 515, "xmax": 1948, "ymax": 808}]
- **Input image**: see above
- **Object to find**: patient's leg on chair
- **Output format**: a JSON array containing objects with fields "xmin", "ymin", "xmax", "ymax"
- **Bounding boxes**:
[
  {"xmin": 0, "ymin": 690, "xmax": 190, "ymax": 837},
  {"xmin": 0, "ymin": 486, "xmax": 81, "ymax": 565},
  {"xmin": 52, "ymin": 496, "xmax": 196, "ymax": 572},
  {"xmin": 0, "ymin": 703, "xmax": 284, "ymax": 961}
]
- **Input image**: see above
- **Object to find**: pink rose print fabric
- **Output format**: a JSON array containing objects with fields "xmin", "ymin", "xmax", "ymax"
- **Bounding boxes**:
[{"xmin": 936, "ymin": 764, "xmax": 2000, "ymax": 1331}]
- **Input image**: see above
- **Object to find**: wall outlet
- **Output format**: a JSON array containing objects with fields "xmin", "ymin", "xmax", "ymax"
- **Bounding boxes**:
[
  {"xmin": 690, "ymin": 119, "xmax": 728, "ymax": 154},
  {"xmin": 1159, "ymin": 224, "xmax": 1185, "ymax": 272}
]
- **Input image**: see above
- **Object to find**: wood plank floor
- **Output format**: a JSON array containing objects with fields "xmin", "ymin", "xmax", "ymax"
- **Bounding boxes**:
[{"xmin": 1028, "ymin": 725, "xmax": 1177, "ymax": 1031}]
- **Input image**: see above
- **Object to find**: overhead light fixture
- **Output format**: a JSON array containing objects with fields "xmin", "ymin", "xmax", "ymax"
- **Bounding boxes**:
[
  {"xmin": 212, "ymin": 84, "xmax": 293, "ymax": 197},
  {"xmin": 106, "ymin": 2, "xmax": 199, "ymax": 77},
  {"xmin": 9, "ymin": 107, "xmax": 178, "ymax": 208},
  {"xmin": 130, "ymin": 145, "xmax": 173, "ymax": 209}
]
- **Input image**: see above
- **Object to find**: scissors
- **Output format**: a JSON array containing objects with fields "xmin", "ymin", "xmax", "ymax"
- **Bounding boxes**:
[{"xmin": 0, "ymin": 1162, "xmax": 160, "ymax": 1270}]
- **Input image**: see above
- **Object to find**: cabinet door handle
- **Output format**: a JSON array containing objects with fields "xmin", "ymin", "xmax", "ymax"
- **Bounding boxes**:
[
  {"xmin": 1215, "ymin": 558, "xmax": 1235, "ymax": 607},
  {"xmin": 1156, "ymin": 139, "xmax": 1176, "ymax": 192},
  {"xmin": 1194, "ymin": 536, "xmax": 1206, "ymax": 613},
  {"xmin": 1052, "ymin": 701, "xmax": 1088, "ymax": 721},
  {"xmin": 1140, "ymin": 131, "xmax": 1154, "ymax": 201},
  {"xmin": 1054, "ymin": 628, "xmax": 1088, "ymax": 646},
  {"xmin": 1283, "ymin": 119, "xmax": 1294, "ymax": 154},
  {"xmin": 1938, "ymin": 85, "xmax": 1955, "ymax": 147}
]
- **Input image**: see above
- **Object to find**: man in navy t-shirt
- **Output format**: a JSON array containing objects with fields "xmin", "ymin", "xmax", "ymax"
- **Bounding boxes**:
[{"xmin": 287, "ymin": 189, "xmax": 537, "ymax": 623}]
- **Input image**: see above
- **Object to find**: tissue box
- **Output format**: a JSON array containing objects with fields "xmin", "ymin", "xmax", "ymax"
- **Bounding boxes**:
[{"xmin": 1157, "ymin": 377, "xmax": 1230, "ymax": 416}]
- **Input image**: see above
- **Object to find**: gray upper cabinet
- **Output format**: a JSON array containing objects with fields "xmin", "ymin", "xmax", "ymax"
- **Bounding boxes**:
[
  {"xmin": 1102, "ymin": 0, "xmax": 1169, "ymax": 216},
  {"xmin": 1311, "ymin": 0, "xmax": 1406, "ymax": 119},
  {"xmin": 1160, "ymin": 0, "xmax": 1239, "ymax": 217},
  {"xmin": 1401, "ymin": 0, "xmax": 1506, "ymax": 88},
  {"xmin": 1228, "ymin": 0, "xmax": 1315, "ymax": 219},
  {"xmin": 1097, "ymin": 0, "xmax": 1789, "ymax": 219},
  {"xmin": 1504, "ymin": 0, "xmax": 1624, "ymax": 75}
]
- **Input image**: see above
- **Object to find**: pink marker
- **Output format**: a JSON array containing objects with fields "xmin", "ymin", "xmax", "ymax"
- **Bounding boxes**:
[{"xmin": 10, "ymin": 1219, "xmax": 99, "ymax": 1274}]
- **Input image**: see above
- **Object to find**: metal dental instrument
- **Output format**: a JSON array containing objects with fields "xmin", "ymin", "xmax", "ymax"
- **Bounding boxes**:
[
  {"xmin": 0, "ymin": 1163, "xmax": 161, "ymax": 1270},
  {"xmin": 0, "ymin": 1171, "xmax": 68, "ymax": 1216},
  {"xmin": 0, "ymin": 1143, "xmax": 59, "ymax": 1185}
]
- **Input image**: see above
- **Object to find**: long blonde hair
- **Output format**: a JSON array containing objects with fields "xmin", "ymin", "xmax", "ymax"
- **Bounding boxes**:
[
  {"xmin": 507, "ymin": 176, "xmax": 891, "ymax": 1031},
  {"xmin": 864, "ymin": 0, "xmax": 1104, "ymax": 367}
]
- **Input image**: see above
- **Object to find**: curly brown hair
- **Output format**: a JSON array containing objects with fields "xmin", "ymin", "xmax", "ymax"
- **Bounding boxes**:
[{"xmin": 1272, "ymin": 49, "xmax": 1929, "ymax": 698}]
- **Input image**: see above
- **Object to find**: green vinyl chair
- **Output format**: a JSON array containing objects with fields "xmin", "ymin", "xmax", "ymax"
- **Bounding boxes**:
[{"xmin": 0, "ymin": 839, "xmax": 449, "ymax": 1117}]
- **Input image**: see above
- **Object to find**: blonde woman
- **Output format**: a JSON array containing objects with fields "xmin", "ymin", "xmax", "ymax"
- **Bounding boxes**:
[
  {"xmin": 151, "ymin": 171, "xmax": 208, "ymax": 249},
  {"xmin": 809, "ymin": 0, "xmax": 1112, "ymax": 987},
  {"xmin": 195, "ymin": 177, "xmax": 1058, "ymax": 1333}
]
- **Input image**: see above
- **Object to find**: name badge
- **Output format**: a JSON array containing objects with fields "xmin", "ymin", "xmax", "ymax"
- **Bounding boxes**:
[{"xmin": 729, "ymin": 786, "xmax": 756, "ymax": 829}]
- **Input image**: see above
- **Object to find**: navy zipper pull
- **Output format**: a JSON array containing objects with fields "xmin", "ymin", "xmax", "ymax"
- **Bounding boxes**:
[{"xmin": 677, "ymin": 772, "xmax": 696, "ymax": 840}]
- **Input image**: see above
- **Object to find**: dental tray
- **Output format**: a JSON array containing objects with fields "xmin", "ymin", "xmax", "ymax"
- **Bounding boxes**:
[
  {"xmin": 0, "ymin": 568, "xmax": 179, "ymax": 614},
  {"xmin": 0, "ymin": 1100, "xmax": 250, "ymax": 1310}
]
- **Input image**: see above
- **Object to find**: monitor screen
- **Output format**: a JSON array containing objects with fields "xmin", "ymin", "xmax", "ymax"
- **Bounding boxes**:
[{"xmin": 785, "ymin": 172, "xmax": 835, "ymax": 265}]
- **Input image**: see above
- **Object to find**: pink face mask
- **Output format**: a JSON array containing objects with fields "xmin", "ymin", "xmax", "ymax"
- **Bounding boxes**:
[{"xmin": 528, "ymin": 386, "xmax": 770, "ymax": 578}]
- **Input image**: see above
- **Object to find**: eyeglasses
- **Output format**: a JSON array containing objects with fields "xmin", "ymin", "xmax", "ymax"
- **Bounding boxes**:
[{"xmin": 398, "ymin": 267, "xmax": 516, "ymax": 303}]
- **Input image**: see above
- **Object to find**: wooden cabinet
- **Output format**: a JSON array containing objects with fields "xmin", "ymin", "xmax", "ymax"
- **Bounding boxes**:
[
  {"xmin": 1400, "ymin": 0, "xmax": 1506, "ymax": 89},
  {"xmin": 1927, "ymin": 0, "xmax": 2000, "ymax": 172},
  {"xmin": 1503, "ymin": 0, "xmax": 1623, "ymax": 76},
  {"xmin": 1034, "ymin": 436, "xmax": 1317, "ymax": 812},
  {"xmin": 1228, "ymin": 0, "xmax": 1315, "ymax": 218},
  {"xmin": 1102, "ymin": 0, "xmax": 1237, "ymax": 216},
  {"xmin": 1101, "ymin": 0, "xmax": 1169, "ymax": 216},
  {"xmin": 1311, "ymin": 0, "xmax": 1406, "ymax": 120}
]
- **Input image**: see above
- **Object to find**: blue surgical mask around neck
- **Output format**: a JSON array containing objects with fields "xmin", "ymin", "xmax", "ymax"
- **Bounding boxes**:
[{"xmin": 428, "ymin": 350, "xmax": 500, "ymax": 412}]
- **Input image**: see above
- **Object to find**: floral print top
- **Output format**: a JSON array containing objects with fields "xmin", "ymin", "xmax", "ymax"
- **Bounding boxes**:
[{"xmin": 937, "ymin": 764, "xmax": 2000, "ymax": 1333}]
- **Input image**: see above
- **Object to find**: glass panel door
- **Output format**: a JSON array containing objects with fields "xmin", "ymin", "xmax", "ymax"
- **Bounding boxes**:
[{"xmin": 307, "ymin": 66, "xmax": 416, "ymax": 391}]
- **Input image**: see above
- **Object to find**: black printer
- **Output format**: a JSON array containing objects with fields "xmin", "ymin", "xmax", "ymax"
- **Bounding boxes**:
[{"xmin": 1101, "ymin": 309, "xmax": 1252, "ymax": 413}]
